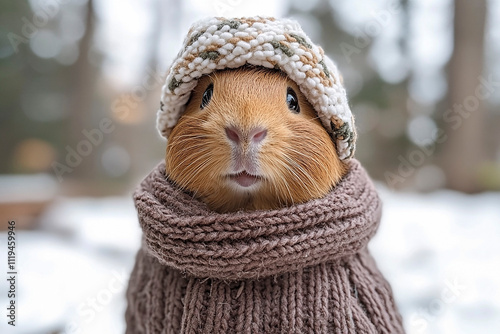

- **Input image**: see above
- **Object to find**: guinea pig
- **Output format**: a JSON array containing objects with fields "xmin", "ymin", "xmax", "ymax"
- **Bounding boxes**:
[{"xmin": 165, "ymin": 66, "xmax": 347, "ymax": 213}]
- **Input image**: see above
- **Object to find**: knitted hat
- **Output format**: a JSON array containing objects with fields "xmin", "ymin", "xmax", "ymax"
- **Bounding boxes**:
[{"xmin": 157, "ymin": 16, "xmax": 356, "ymax": 160}]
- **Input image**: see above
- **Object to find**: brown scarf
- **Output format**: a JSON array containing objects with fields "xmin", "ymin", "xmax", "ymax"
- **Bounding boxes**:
[{"xmin": 126, "ymin": 160, "xmax": 405, "ymax": 333}]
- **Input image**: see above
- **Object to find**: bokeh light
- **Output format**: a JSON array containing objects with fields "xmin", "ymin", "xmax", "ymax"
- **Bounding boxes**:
[
  {"xmin": 101, "ymin": 145, "xmax": 131, "ymax": 178},
  {"xmin": 30, "ymin": 29, "xmax": 63, "ymax": 59},
  {"xmin": 12, "ymin": 138, "xmax": 57, "ymax": 172}
]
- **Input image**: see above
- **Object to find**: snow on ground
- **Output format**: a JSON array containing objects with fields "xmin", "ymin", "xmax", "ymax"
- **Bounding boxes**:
[
  {"xmin": 0, "ymin": 189, "xmax": 498, "ymax": 334},
  {"xmin": 0, "ymin": 197, "xmax": 141, "ymax": 334},
  {"xmin": 371, "ymin": 185, "xmax": 500, "ymax": 334}
]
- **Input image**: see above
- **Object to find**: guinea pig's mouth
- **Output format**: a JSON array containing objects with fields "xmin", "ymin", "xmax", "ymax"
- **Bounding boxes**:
[{"xmin": 228, "ymin": 171, "xmax": 262, "ymax": 188}]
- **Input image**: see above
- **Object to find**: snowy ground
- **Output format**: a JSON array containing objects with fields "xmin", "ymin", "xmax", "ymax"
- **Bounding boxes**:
[
  {"xmin": 0, "ymin": 188, "xmax": 499, "ymax": 334},
  {"xmin": 372, "ymin": 185, "xmax": 500, "ymax": 334}
]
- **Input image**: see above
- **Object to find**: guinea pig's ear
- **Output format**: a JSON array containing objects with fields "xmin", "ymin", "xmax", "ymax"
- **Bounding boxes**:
[{"xmin": 329, "ymin": 117, "xmax": 342, "ymax": 141}]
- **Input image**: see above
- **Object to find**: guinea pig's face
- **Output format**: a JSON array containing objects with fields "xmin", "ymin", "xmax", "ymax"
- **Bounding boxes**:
[{"xmin": 166, "ymin": 67, "xmax": 346, "ymax": 213}]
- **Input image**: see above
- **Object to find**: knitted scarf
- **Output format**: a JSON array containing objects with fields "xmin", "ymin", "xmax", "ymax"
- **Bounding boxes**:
[{"xmin": 125, "ymin": 160, "xmax": 405, "ymax": 334}]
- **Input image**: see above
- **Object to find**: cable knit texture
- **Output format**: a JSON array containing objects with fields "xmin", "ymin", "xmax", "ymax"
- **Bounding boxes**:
[{"xmin": 126, "ymin": 160, "xmax": 405, "ymax": 333}]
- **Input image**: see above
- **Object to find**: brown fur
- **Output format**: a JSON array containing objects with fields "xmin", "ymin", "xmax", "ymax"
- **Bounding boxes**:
[{"xmin": 166, "ymin": 67, "xmax": 346, "ymax": 213}]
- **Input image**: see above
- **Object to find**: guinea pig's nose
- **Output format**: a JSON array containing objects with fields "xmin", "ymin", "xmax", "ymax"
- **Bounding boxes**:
[
  {"xmin": 249, "ymin": 127, "xmax": 267, "ymax": 144},
  {"xmin": 225, "ymin": 126, "xmax": 241, "ymax": 144},
  {"xmin": 225, "ymin": 126, "xmax": 267, "ymax": 144}
]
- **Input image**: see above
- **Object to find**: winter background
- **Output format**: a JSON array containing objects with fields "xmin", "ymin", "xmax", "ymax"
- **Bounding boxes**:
[{"xmin": 0, "ymin": 0, "xmax": 499, "ymax": 333}]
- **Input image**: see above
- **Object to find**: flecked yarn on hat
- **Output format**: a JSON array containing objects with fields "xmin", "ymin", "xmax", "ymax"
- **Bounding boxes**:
[{"xmin": 157, "ymin": 16, "xmax": 356, "ymax": 160}]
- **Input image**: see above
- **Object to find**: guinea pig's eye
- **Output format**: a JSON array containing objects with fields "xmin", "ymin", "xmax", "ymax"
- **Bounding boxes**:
[
  {"xmin": 286, "ymin": 87, "xmax": 300, "ymax": 113},
  {"xmin": 200, "ymin": 83, "xmax": 213, "ymax": 110}
]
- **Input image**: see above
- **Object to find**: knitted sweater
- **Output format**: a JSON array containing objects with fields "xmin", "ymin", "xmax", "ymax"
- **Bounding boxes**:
[{"xmin": 125, "ymin": 160, "xmax": 405, "ymax": 333}]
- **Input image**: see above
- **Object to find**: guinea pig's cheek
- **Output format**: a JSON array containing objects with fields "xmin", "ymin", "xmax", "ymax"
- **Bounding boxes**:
[{"xmin": 258, "ymin": 152, "xmax": 279, "ymax": 177}]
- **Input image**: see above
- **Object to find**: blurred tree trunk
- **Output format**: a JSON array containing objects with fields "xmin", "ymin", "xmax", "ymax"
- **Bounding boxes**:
[
  {"xmin": 68, "ymin": 0, "xmax": 96, "ymax": 181},
  {"xmin": 124, "ymin": 0, "xmax": 177, "ymax": 183},
  {"xmin": 442, "ymin": 0, "xmax": 486, "ymax": 192}
]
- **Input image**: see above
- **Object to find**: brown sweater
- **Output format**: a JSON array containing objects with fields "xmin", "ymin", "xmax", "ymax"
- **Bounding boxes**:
[{"xmin": 125, "ymin": 160, "xmax": 405, "ymax": 333}]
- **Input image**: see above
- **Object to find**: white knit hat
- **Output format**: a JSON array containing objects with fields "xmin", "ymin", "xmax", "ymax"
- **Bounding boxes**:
[{"xmin": 157, "ymin": 16, "xmax": 356, "ymax": 160}]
